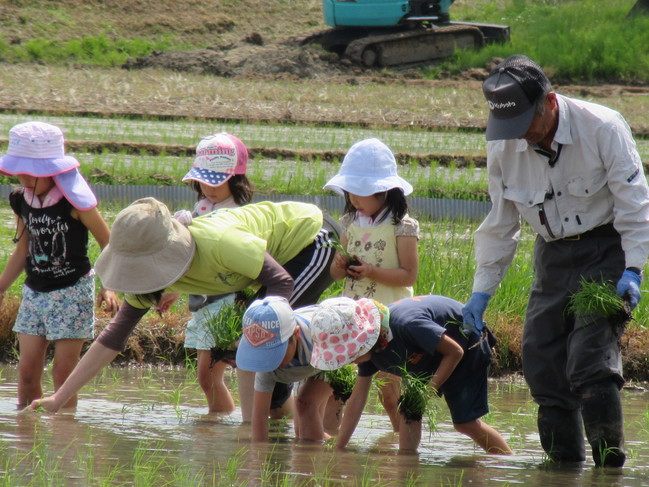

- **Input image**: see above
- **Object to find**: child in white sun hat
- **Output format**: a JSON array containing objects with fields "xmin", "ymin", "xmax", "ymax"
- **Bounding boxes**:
[
  {"xmin": 0, "ymin": 121, "xmax": 119, "ymax": 408},
  {"xmin": 236, "ymin": 296, "xmax": 337, "ymax": 443},
  {"xmin": 324, "ymin": 137, "xmax": 420, "ymax": 431},
  {"xmin": 309, "ymin": 295, "xmax": 512, "ymax": 455},
  {"xmin": 160, "ymin": 132, "xmax": 295, "ymax": 422}
]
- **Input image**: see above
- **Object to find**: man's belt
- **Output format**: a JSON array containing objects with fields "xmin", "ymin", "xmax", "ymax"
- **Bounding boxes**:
[{"xmin": 561, "ymin": 223, "xmax": 617, "ymax": 241}]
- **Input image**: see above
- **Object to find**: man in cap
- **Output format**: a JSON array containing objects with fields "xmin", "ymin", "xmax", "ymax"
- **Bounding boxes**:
[
  {"xmin": 310, "ymin": 295, "xmax": 512, "ymax": 454},
  {"xmin": 463, "ymin": 54, "xmax": 649, "ymax": 466}
]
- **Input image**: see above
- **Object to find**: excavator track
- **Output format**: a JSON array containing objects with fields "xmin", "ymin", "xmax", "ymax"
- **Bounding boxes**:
[{"xmin": 345, "ymin": 24, "xmax": 484, "ymax": 67}]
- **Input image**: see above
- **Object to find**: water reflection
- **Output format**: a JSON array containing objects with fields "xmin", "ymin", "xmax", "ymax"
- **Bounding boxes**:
[{"xmin": 0, "ymin": 366, "xmax": 647, "ymax": 485}]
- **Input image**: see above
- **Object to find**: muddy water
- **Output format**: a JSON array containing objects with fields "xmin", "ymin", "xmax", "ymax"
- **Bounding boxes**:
[{"xmin": 0, "ymin": 366, "xmax": 648, "ymax": 486}]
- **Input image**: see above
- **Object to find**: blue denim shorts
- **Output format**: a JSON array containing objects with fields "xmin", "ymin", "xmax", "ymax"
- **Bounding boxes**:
[{"xmin": 14, "ymin": 273, "xmax": 95, "ymax": 340}]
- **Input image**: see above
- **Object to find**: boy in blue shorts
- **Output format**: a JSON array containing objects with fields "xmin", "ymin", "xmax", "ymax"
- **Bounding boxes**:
[{"xmin": 309, "ymin": 295, "xmax": 512, "ymax": 454}]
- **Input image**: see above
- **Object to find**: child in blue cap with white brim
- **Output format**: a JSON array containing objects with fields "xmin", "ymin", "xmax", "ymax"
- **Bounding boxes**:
[{"xmin": 236, "ymin": 296, "xmax": 335, "ymax": 443}]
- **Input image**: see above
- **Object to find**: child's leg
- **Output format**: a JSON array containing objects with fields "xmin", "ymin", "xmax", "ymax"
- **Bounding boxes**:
[
  {"xmin": 294, "ymin": 377, "xmax": 333, "ymax": 442},
  {"xmin": 52, "ymin": 338, "xmax": 86, "ymax": 408},
  {"xmin": 322, "ymin": 395, "xmax": 345, "ymax": 434},
  {"xmin": 16, "ymin": 333, "xmax": 49, "ymax": 407},
  {"xmin": 237, "ymin": 368, "xmax": 255, "ymax": 422},
  {"xmin": 196, "ymin": 351, "xmax": 235, "ymax": 414},
  {"xmin": 398, "ymin": 414, "xmax": 422, "ymax": 452},
  {"xmin": 269, "ymin": 382, "xmax": 294, "ymax": 420},
  {"xmin": 453, "ymin": 419, "xmax": 512, "ymax": 454},
  {"xmin": 377, "ymin": 371, "xmax": 401, "ymax": 432}
]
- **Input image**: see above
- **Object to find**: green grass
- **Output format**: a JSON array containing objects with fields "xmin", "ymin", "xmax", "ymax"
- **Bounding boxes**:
[
  {"xmin": 203, "ymin": 301, "xmax": 244, "ymax": 352},
  {"xmin": 2, "ymin": 0, "xmax": 649, "ymax": 82},
  {"xmin": 0, "ymin": 36, "xmax": 173, "ymax": 66},
  {"xmin": 324, "ymin": 364, "xmax": 357, "ymax": 402},
  {"xmin": 437, "ymin": 0, "xmax": 649, "ymax": 82}
]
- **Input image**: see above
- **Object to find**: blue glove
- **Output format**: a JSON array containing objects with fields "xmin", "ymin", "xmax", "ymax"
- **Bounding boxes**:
[
  {"xmin": 616, "ymin": 269, "xmax": 642, "ymax": 310},
  {"xmin": 462, "ymin": 292, "xmax": 491, "ymax": 335}
]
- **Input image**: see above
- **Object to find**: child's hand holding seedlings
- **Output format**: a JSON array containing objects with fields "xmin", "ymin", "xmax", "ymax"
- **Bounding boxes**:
[
  {"xmin": 346, "ymin": 257, "xmax": 374, "ymax": 280},
  {"xmin": 332, "ymin": 251, "xmax": 351, "ymax": 271}
]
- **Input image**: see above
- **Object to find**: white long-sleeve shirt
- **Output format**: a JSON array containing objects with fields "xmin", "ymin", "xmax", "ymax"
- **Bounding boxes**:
[{"xmin": 473, "ymin": 94, "xmax": 649, "ymax": 295}]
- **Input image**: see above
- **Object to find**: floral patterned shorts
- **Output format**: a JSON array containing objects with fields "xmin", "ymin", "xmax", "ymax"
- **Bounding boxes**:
[{"xmin": 13, "ymin": 274, "xmax": 95, "ymax": 341}]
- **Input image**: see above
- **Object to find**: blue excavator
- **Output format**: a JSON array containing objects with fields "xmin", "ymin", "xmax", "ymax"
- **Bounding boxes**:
[{"xmin": 307, "ymin": 0, "xmax": 509, "ymax": 67}]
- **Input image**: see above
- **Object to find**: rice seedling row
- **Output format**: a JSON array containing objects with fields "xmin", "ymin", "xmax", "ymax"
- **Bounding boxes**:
[{"xmin": 0, "ymin": 113, "xmax": 489, "ymax": 156}]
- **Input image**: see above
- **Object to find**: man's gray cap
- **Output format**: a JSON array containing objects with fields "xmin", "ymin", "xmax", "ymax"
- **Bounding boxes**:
[{"xmin": 483, "ymin": 54, "xmax": 552, "ymax": 141}]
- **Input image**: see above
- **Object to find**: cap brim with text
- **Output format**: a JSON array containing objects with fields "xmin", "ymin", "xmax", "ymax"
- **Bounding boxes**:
[
  {"xmin": 236, "ymin": 297, "xmax": 296, "ymax": 373},
  {"xmin": 483, "ymin": 54, "xmax": 552, "ymax": 141}
]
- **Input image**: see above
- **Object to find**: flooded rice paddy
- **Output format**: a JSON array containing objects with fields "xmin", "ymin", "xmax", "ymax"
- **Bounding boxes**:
[{"xmin": 1, "ymin": 366, "xmax": 649, "ymax": 486}]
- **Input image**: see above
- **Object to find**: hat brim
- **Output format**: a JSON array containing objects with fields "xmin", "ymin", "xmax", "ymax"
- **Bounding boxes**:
[
  {"xmin": 182, "ymin": 167, "xmax": 232, "ymax": 187},
  {"xmin": 0, "ymin": 154, "xmax": 80, "ymax": 177},
  {"xmin": 236, "ymin": 335, "xmax": 289, "ymax": 373},
  {"xmin": 309, "ymin": 298, "xmax": 381, "ymax": 371},
  {"xmin": 53, "ymin": 169, "xmax": 98, "ymax": 210},
  {"xmin": 95, "ymin": 219, "xmax": 195, "ymax": 294},
  {"xmin": 485, "ymin": 106, "xmax": 536, "ymax": 141},
  {"xmin": 324, "ymin": 175, "xmax": 413, "ymax": 197}
]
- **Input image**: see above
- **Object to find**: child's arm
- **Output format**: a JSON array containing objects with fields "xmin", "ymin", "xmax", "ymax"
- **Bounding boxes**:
[
  {"xmin": 251, "ymin": 389, "xmax": 274, "ymax": 442},
  {"xmin": 0, "ymin": 217, "xmax": 28, "ymax": 306},
  {"xmin": 347, "ymin": 235, "xmax": 419, "ymax": 286},
  {"xmin": 329, "ymin": 234, "xmax": 350, "ymax": 281},
  {"xmin": 335, "ymin": 375, "xmax": 372, "ymax": 449},
  {"xmin": 429, "ymin": 334, "xmax": 464, "ymax": 392},
  {"xmin": 76, "ymin": 207, "xmax": 120, "ymax": 313}
]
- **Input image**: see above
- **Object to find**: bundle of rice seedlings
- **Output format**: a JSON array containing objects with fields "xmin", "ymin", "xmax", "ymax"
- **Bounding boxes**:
[
  {"xmin": 324, "ymin": 364, "xmax": 357, "ymax": 403},
  {"xmin": 328, "ymin": 236, "xmax": 360, "ymax": 267},
  {"xmin": 397, "ymin": 368, "xmax": 433, "ymax": 423},
  {"xmin": 568, "ymin": 278, "xmax": 632, "ymax": 333},
  {"xmin": 204, "ymin": 301, "xmax": 245, "ymax": 365}
]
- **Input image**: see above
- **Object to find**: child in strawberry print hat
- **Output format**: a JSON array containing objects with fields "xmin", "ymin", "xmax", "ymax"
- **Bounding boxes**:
[{"xmin": 310, "ymin": 295, "xmax": 512, "ymax": 455}]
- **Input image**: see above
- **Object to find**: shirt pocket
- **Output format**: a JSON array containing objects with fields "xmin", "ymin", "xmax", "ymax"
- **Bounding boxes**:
[
  {"xmin": 565, "ymin": 173, "xmax": 608, "ymax": 212},
  {"xmin": 503, "ymin": 188, "xmax": 546, "ymax": 214},
  {"xmin": 503, "ymin": 188, "xmax": 547, "ymax": 225}
]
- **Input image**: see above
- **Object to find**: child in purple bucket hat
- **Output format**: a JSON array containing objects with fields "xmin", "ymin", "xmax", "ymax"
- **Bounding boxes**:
[{"xmin": 0, "ymin": 121, "xmax": 119, "ymax": 408}]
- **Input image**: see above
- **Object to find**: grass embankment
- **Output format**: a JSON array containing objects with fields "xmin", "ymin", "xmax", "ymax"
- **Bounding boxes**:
[{"xmin": 1, "ymin": 0, "xmax": 648, "ymax": 83}]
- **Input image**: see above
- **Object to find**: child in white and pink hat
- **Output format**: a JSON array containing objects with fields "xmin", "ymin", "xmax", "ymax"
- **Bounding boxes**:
[
  {"xmin": 310, "ymin": 295, "xmax": 512, "ymax": 455},
  {"xmin": 0, "ymin": 121, "xmax": 119, "ymax": 408}
]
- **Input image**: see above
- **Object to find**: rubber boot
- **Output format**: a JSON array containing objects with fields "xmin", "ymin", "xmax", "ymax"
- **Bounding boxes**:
[
  {"xmin": 537, "ymin": 405, "xmax": 586, "ymax": 463},
  {"xmin": 580, "ymin": 380, "xmax": 626, "ymax": 467}
]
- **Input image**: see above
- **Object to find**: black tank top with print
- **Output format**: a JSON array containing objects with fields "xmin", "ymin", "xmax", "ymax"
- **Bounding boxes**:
[{"xmin": 10, "ymin": 189, "xmax": 91, "ymax": 292}]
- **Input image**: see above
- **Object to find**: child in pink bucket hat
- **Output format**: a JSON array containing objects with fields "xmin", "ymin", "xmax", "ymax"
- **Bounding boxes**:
[
  {"xmin": 310, "ymin": 295, "xmax": 512, "ymax": 455},
  {"xmin": 0, "ymin": 121, "xmax": 119, "ymax": 408}
]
